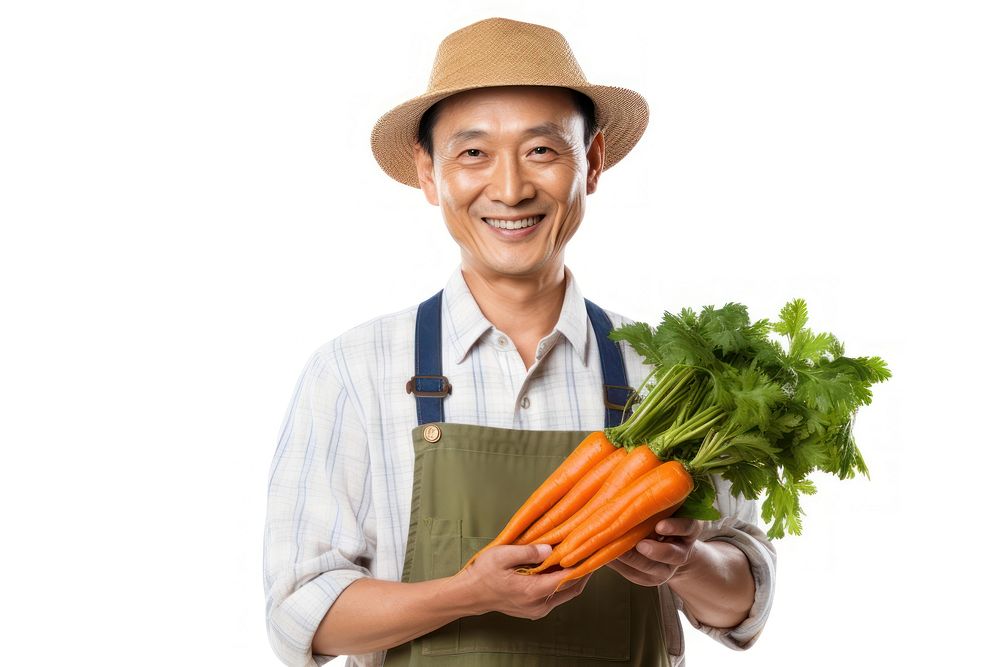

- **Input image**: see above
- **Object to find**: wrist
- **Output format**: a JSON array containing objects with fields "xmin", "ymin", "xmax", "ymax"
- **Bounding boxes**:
[
  {"xmin": 668, "ymin": 539, "xmax": 755, "ymax": 628},
  {"xmin": 441, "ymin": 569, "xmax": 487, "ymax": 617}
]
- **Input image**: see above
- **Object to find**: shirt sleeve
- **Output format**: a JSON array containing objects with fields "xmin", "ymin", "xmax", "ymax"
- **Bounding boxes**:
[
  {"xmin": 263, "ymin": 344, "xmax": 374, "ymax": 667},
  {"xmin": 672, "ymin": 475, "xmax": 777, "ymax": 650}
]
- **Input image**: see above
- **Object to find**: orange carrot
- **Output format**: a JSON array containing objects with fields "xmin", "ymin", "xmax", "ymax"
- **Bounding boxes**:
[
  {"xmin": 554, "ymin": 503, "xmax": 683, "ymax": 590},
  {"xmin": 559, "ymin": 461, "xmax": 694, "ymax": 568},
  {"xmin": 521, "ymin": 444, "xmax": 661, "ymax": 547},
  {"xmin": 514, "ymin": 447, "xmax": 628, "ymax": 545},
  {"xmin": 463, "ymin": 430, "xmax": 617, "ymax": 568},
  {"xmin": 523, "ymin": 460, "xmax": 693, "ymax": 573}
]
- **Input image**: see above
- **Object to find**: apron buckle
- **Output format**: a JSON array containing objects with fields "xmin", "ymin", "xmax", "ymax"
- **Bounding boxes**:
[
  {"xmin": 406, "ymin": 375, "xmax": 453, "ymax": 398},
  {"xmin": 604, "ymin": 384, "xmax": 636, "ymax": 412}
]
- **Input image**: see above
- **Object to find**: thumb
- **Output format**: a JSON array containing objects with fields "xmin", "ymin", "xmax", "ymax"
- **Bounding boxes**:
[{"xmin": 489, "ymin": 543, "xmax": 553, "ymax": 568}]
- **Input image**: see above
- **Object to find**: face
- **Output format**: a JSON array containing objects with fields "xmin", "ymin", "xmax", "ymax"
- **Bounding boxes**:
[{"xmin": 413, "ymin": 86, "xmax": 605, "ymax": 282}]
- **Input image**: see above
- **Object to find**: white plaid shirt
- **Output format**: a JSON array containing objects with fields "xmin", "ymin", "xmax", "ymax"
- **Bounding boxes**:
[{"xmin": 263, "ymin": 266, "xmax": 776, "ymax": 667}]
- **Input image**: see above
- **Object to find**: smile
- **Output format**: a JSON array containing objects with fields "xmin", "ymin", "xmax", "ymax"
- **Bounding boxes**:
[{"xmin": 482, "ymin": 215, "xmax": 544, "ymax": 230}]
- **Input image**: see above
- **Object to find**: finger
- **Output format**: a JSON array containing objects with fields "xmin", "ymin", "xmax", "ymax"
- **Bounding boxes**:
[
  {"xmin": 531, "ymin": 567, "xmax": 582, "ymax": 595},
  {"xmin": 528, "ymin": 567, "xmax": 593, "ymax": 600},
  {"xmin": 655, "ymin": 518, "xmax": 700, "ymax": 538},
  {"xmin": 488, "ymin": 543, "xmax": 553, "ymax": 569},
  {"xmin": 606, "ymin": 558, "xmax": 661, "ymax": 587},
  {"xmin": 617, "ymin": 545, "xmax": 675, "ymax": 578},
  {"xmin": 544, "ymin": 574, "xmax": 590, "ymax": 606},
  {"xmin": 634, "ymin": 538, "xmax": 689, "ymax": 565},
  {"xmin": 551, "ymin": 571, "xmax": 593, "ymax": 593}
]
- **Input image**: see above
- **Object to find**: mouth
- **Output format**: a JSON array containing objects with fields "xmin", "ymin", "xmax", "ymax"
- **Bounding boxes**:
[{"xmin": 481, "ymin": 214, "xmax": 545, "ymax": 231}]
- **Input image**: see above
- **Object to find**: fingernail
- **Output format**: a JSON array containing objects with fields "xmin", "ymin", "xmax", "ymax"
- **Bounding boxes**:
[{"xmin": 636, "ymin": 542, "xmax": 651, "ymax": 556}]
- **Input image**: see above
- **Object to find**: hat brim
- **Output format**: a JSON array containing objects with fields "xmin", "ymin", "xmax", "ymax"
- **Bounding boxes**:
[{"xmin": 370, "ymin": 84, "xmax": 649, "ymax": 188}]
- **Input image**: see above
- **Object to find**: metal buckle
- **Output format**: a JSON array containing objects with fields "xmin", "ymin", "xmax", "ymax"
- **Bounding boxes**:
[
  {"xmin": 406, "ymin": 375, "xmax": 453, "ymax": 398},
  {"xmin": 604, "ymin": 384, "xmax": 636, "ymax": 412}
]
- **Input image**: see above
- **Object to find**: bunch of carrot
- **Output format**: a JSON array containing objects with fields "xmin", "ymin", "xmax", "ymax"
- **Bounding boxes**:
[
  {"xmin": 464, "ymin": 431, "xmax": 695, "ymax": 590},
  {"xmin": 465, "ymin": 299, "xmax": 891, "ymax": 590}
]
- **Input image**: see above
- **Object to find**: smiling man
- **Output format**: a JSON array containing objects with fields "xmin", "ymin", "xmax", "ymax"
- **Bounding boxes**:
[
  {"xmin": 415, "ymin": 85, "xmax": 600, "ymax": 371},
  {"xmin": 264, "ymin": 18, "xmax": 776, "ymax": 667}
]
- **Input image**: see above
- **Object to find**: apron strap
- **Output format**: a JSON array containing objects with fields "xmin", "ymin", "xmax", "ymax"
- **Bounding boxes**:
[
  {"xmin": 409, "ymin": 291, "xmax": 634, "ymax": 427},
  {"xmin": 407, "ymin": 290, "xmax": 452, "ymax": 426},
  {"xmin": 585, "ymin": 298, "xmax": 634, "ymax": 427}
]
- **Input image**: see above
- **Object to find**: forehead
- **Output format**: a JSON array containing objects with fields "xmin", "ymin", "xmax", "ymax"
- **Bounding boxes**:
[{"xmin": 432, "ymin": 86, "xmax": 583, "ymax": 141}]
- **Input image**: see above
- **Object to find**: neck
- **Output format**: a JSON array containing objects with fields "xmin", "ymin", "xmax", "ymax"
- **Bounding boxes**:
[{"xmin": 460, "ymin": 261, "xmax": 567, "ymax": 366}]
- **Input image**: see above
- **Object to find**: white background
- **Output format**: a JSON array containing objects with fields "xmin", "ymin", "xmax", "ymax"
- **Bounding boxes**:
[{"xmin": 1, "ymin": 1, "xmax": 997, "ymax": 664}]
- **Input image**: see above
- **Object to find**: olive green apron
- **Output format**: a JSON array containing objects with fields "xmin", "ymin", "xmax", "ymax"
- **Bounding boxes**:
[{"xmin": 383, "ymin": 422, "xmax": 684, "ymax": 666}]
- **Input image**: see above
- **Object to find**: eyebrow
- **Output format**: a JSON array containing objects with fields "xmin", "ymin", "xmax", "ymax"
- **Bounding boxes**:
[{"xmin": 444, "ymin": 122, "xmax": 575, "ymax": 148}]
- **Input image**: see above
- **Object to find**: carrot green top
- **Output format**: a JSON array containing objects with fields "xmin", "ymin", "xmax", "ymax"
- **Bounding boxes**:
[{"xmin": 606, "ymin": 299, "xmax": 891, "ymax": 539}]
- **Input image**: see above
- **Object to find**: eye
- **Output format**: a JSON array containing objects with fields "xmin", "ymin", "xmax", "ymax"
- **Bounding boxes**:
[
  {"xmin": 463, "ymin": 149, "xmax": 483, "ymax": 157},
  {"xmin": 531, "ymin": 147, "xmax": 551, "ymax": 155}
]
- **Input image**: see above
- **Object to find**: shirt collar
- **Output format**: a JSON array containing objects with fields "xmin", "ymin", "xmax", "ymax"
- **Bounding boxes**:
[
  {"xmin": 442, "ymin": 268, "xmax": 494, "ymax": 365},
  {"xmin": 555, "ymin": 267, "xmax": 590, "ymax": 363},
  {"xmin": 442, "ymin": 266, "xmax": 590, "ymax": 365}
]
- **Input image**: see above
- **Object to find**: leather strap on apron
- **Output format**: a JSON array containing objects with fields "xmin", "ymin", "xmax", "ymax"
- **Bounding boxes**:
[{"xmin": 385, "ymin": 292, "xmax": 684, "ymax": 666}]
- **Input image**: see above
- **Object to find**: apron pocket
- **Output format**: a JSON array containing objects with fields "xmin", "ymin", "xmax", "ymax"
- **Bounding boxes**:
[{"xmin": 421, "ymin": 524, "xmax": 631, "ymax": 661}]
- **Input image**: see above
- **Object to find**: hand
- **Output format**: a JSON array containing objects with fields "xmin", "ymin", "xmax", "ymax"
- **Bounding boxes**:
[
  {"xmin": 606, "ymin": 518, "xmax": 704, "ymax": 587},
  {"xmin": 458, "ymin": 544, "xmax": 592, "ymax": 620}
]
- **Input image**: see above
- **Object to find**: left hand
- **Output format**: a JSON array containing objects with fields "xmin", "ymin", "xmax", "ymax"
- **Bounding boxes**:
[{"xmin": 606, "ymin": 517, "xmax": 704, "ymax": 587}]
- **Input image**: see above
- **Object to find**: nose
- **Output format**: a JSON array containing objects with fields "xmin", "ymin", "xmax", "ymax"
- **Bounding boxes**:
[{"xmin": 487, "ymin": 152, "xmax": 536, "ymax": 206}]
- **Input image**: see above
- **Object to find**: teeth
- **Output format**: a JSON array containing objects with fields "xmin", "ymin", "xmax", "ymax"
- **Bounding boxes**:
[{"xmin": 483, "ymin": 215, "xmax": 542, "ymax": 230}]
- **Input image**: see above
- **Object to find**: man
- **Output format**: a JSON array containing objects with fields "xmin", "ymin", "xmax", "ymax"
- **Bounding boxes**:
[{"xmin": 264, "ymin": 18, "xmax": 776, "ymax": 667}]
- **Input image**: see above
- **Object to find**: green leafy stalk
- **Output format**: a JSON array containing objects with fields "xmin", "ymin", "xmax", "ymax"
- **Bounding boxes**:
[
  {"xmin": 647, "ymin": 405, "xmax": 727, "ymax": 456},
  {"xmin": 606, "ymin": 365, "xmax": 698, "ymax": 447},
  {"xmin": 608, "ymin": 298, "xmax": 891, "ymax": 540}
]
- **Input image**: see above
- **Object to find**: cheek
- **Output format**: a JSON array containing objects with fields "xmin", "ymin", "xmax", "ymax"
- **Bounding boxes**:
[
  {"xmin": 438, "ymin": 164, "xmax": 483, "ymax": 202},
  {"xmin": 553, "ymin": 179, "xmax": 587, "ymax": 237},
  {"xmin": 546, "ymin": 164, "xmax": 587, "ymax": 208},
  {"xmin": 437, "ymin": 182, "xmax": 488, "ymax": 247}
]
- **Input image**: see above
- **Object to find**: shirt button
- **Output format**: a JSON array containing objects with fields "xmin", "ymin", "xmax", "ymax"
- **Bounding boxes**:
[
  {"xmin": 497, "ymin": 336, "xmax": 508, "ymax": 347},
  {"xmin": 520, "ymin": 396, "xmax": 531, "ymax": 409}
]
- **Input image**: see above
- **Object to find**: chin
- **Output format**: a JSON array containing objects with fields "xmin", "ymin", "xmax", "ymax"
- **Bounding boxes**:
[{"xmin": 485, "ymin": 259, "xmax": 552, "ymax": 278}]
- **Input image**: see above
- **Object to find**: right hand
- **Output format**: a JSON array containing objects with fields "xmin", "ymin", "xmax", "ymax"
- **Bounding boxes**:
[{"xmin": 456, "ymin": 544, "xmax": 592, "ymax": 620}]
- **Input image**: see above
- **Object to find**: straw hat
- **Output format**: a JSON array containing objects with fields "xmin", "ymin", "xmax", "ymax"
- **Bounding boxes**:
[{"xmin": 370, "ymin": 17, "xmax": 649, "ymax": 188}]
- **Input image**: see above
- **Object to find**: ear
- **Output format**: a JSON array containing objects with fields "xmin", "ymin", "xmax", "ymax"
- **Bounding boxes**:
[
  {"xmin": 413, "ymin": 143, "xmax": 439, "ymax": 206},
  {"xmin": 585, "ymin": 130, "xmax": 605, "ymax": 195}
]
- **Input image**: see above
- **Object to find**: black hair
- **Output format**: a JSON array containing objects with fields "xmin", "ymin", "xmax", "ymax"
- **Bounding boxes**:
[{"xmin": 416, "ymin": 88, "xmax": 598, "ymax": 161}]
